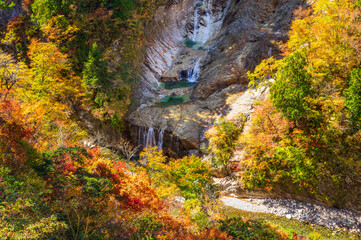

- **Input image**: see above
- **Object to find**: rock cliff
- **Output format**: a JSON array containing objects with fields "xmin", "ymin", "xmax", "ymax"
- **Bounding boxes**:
[{"xmin": 128, "ymin": 0, "xmax": 311, "ymax": 157}]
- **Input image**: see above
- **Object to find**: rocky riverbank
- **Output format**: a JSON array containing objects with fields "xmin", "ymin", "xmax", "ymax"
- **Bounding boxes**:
[{"xmin": 222, "ymin": 196, "xmax": 361, "ymax": 233}]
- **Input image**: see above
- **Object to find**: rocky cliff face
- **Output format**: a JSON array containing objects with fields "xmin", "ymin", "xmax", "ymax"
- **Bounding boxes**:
[{"xmin": 128, "ymin": 0, "xmax": 311, "ymax": 157}]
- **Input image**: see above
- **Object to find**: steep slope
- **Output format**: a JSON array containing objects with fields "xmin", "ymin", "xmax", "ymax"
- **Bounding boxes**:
[{"xmin": 128, "ymin": 0, "xmax": 312, "ymax": 157}]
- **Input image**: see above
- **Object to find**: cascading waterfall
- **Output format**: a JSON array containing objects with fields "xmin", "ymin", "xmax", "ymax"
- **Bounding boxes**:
[
  {"xmin": 185, "ymin": 0, "xmax": 218, "ymax": 83},
  {"xmin": 186, "ymin": 58, "xmax": 201, "ymax": 83},
  {"xmin": 202, "ymin": 9, "xmax": 211, "ymax": 44},
  {"xmin": 192, "ymin": 7, "xmax": 200, "ymax": 41},
  {"xmin": 134, "ymin": 0, "xmax": 233, "ymax": 153},
  {"xmin": 191, "ymin": 0, "xmax": 215, "ymax": 44},
  {"xmin": 157, "ymin": 128, "xmax": 165, "ymax": 149},
  {"xmin": 145, "ymin": 127, "xmax": 156, "ymax": 148},
  {"xmin": 137, "ymin": 126, "xmax": 165, "ymax": 149}
]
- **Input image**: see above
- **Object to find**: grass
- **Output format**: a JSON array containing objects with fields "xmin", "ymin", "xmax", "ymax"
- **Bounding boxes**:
[
  {"xmin": 155, "ymin": 95, "xmax": 189, "ymax": 107},
  {"xmin": 160, "ymin": 80, "xmax": 197, "ymax": 90},
  {"xmin": 222, "ymin": 206, "xmax": 361, "ymax": 240}
]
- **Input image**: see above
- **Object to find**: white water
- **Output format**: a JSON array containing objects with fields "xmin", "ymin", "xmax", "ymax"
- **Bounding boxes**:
[
  {"xmin": 138, "ymin": 126, "xmax": 165, "ymax": 149},
  {"xmin": 191, "ymin": 0, "xmax": 216, "ymax": 44},
  {"xmin": 202, "ymin": 9, "xmax": 211, "ymax": 44},
  {"xmin": 186, "ymin": 0, "xmax": 221, "ymax": 83},
  {"xmin": 192, "ymin": 7, "xmax": 200, "ymax": 41},
  {"xmin": 145, "ymin": 127, "xmax": 156, "ymax": 148},
  {"xmin": 157, "ymin": 128, "xmax": 165, "ymax": 149},
  {"xmin": 186, "ymin": 58, "xmax": 201, "ymax": 83}
]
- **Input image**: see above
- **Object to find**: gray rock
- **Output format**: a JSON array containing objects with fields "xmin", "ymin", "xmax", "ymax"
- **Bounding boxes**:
[
  {"xmin": 128, "ymin": 0, "xmax": 310, "ymax": 157},
  {"xmin": 222, "ymin": 196, "xmax": 361, "ymax": 232}
]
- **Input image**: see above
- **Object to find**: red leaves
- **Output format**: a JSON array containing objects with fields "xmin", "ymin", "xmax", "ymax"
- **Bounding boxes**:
[
  {"xmin": 87, "ymin": 146, "xmax": 101, "ymax": 158},
  {"xmin": 0, "ymin": 99, "xmax": 33, "ymax": 171},
  {"xmin": 125, "ymin": 197, "xmax": 145, "ymax": 211},
  {"xmin": 293, "ymin": 232, "xmax": 307, "ymax": 240},
  {"xmin": 62, "ymin": 161, "xmax": 76, "ymax": 175}
]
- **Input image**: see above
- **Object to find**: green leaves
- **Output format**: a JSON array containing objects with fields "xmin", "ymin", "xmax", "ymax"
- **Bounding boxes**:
[
  {"xmin": 0, "ymin": 0, "xmax": 15, "ymax": 10},
  {"xmin": 270, "ymin": 52, "xmax": 313, "ymax": 126},
  {"xmin": 344, "ymin": 69, "xmax": 361, "ymax": 130},
  {"xmin": 206, "ymin": 116, "xmax": 245, "ymax": 172},
  {"xmin": 168, "ymin": 155, "xmax": 212, "ymax": 200},
  {"xmin": 219, "ymin": 217, "xmax": 286, "ymax": 240},
  {"xmin": 32, "ymin": 0, "xmax": 71, "ymax": 26},
  {"xmin": 83, "ymin": 176, "xmax": 113, "ymax": 197},
  {"xmin": 82, "ymin": 43, "xmax": 110, "ymax": 92}
]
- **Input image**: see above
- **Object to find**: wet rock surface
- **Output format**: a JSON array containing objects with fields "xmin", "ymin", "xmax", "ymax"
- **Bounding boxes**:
[
  {"xmin": 129, "ymin": 0, "xmax": 312, "ymax": 156},
  {"xmin": 222, "ymin": 196, "xmax": 361, "ymax": 233}
]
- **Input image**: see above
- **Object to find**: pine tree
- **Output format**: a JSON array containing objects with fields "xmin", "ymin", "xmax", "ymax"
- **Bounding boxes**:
[{"xmin": 82, "ymin": 43, "xmax": 110, "ymax": 92}]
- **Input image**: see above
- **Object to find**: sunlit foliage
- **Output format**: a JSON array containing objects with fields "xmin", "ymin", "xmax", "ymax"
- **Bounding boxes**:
[{"xmin": 241, "ymin": 0, "xmax": 361, "ymax": 207}]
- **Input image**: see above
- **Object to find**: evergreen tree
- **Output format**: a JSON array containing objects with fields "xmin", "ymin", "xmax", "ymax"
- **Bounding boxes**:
[
  {"xmin": 270, "ymin": 51, "xmax": 314, "ymax": 127},
  {"xmin": 82, "ymin": 43, "xmax": 110, "ymax": 92}
]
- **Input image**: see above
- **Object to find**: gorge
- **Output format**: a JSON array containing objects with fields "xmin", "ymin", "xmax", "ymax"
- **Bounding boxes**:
[
  {"xmin": 128, "ymin": 0, "xmax": 310, "ymax": 157},
  {"xmin": 1, "ymin": 0, "xmax": 361, "ymax": 238}
]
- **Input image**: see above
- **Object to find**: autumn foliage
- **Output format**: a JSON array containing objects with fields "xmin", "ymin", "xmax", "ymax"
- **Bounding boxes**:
[{"xmin": 242, "ymin": 0, "xmax": 361, "ymax": 208}]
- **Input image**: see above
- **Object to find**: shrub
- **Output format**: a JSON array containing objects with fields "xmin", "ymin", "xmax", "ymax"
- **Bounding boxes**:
[
  {"xmin": 219, "ymin": 217, "xmax": 288, "ymax": 240},
  {"xmin": 206, "ymin": 116, "xmax": 245, "ymax": 173}
]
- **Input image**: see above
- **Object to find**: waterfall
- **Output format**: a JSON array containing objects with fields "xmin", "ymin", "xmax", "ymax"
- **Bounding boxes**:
[
  {"xmin": 192, "ymin": 7, "xmax": 200, "ymax": 41},
  {"xmin": 138, "ymin": 126, "xmax": 164, "ymax": 149},
  {"xmin": 186, "ymin": 58, "xmax": 201, "ymax": 83},
  {"xmin": 157, "ymin": 128, "xmax": 165, "ymax": 149},
  {"xmin": 143, "ymin": 127, "xmax": 147, "ymax": 146},
  {"xmin": 138, "ymin": 126, "xmax": 142, "ymax": 146},
  {"xmin": 145, "ymin": 127, "xmax": 156, "ymax": 148},
  {"xmin": 202, "ymin": 9, "xmax": 211, "ymax": 44},
  {"xmin": 191, "ymin": 0, "xmax": 215, "ymax": 44}
]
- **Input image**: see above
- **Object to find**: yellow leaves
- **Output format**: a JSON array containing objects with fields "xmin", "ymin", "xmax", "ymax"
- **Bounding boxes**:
[
  {"xmin": 292, "ymin": 128, "xmax": 304, "ymax": 135},
  {"xmin": 0, "ymin": 51, "xmax": 28, "ymax": 95},
  {"xmin": 123, "ymin": 171, "xmax": 161, "ymax": 210},
  {"xmin": 13, "ymin": 39, "xmax": 85, "ymax": 149},
  {"xmin": 41, "ymin": 15, "xmax": 79, "ymax": 45},
  {"xmin": 247, "ymin": 57, "xmax": 281, "ymax": 88},
  {"xmin": 288, "ymin": 0, "xmax": 359, "ymax": 80},
  {"xmin": 27, "ymin": 39, "xmax": 83, "ymax": 101},
  {"xmin": 65, "ymin": 186, "xmax": 83, "ymax": 200}
]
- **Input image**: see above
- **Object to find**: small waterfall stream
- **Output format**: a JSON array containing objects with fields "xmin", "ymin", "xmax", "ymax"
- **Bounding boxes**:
[
  {"xmin": 132, "ymin": 0, "xmax": 232, "ymax": 156},
  {"xmin": 186, "ymin": 58, "xmax": 201, "ymax": 82},
  {"xmin": 184, "ymin": 0, "xmax": 224, "ymax": 83},
  {"xmin": 145, "ymin": 127, "xmax": 156, "ymax": 148},
  {"xmin": 137, "ymin": 126, "xmax": 165, "ymax": 149},
  {"xmin": 157, "ymin": 128, "xmax": 165, "ymax": 149},
  {"xmin": 192, "ymin": 6, "xmax": 200, "ymax": 41}
]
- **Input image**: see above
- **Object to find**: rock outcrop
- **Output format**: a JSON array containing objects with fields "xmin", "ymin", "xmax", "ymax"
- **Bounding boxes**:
[{"xmin": 128, "ymin": 0, "xmax": 311, "ymax": 157}]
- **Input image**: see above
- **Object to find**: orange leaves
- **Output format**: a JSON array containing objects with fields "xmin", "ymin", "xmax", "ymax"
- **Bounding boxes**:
[
  {"xmin": 293, "ymin": 6, "xmax": 312, "ymax": 20},
  {"xmin": 242, "ymin": 99, "xmax": 290, "ymax": 156},
  {"xmin": 87, "ymin": 146, "xmax": 102, "ymax": 158},
  {"xmin": 82, "ymin": 147, "xmax": 161, "ymax": 211},
  {"xmin": 41, "ymin": 15, "xmax": 79, "ymax": 46},
  {"xmin": 0, "ymin": 98, "xmax": 33, "ymax": 171}
]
